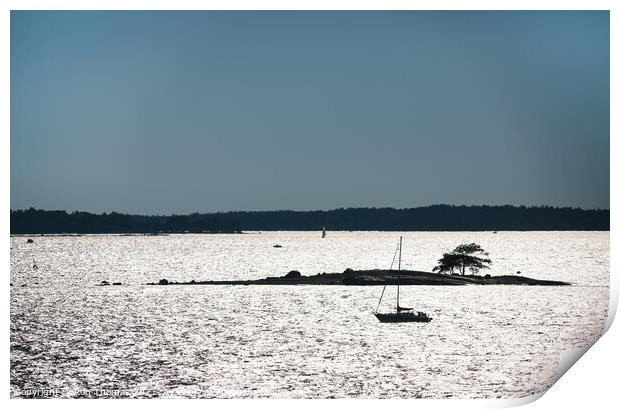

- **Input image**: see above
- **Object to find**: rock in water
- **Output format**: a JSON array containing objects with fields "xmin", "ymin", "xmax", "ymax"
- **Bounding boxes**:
[
  {"xmin": 285, "ymin": 270, "xmax": 301, "ymax": 278},
  {"xmin": 159, "ymin": 278, "xmax": 169, "ymax": 285}
]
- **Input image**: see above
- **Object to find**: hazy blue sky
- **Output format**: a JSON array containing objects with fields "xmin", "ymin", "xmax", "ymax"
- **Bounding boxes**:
[{"xmin": 11, "ymin": 11, "xmax": 609, "ymax": 214}]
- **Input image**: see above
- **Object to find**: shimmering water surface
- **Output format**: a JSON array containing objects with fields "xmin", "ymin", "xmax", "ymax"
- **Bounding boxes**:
[{"xmin": 10, "ymin": 231, "xmax": 609, "ymax": 398}]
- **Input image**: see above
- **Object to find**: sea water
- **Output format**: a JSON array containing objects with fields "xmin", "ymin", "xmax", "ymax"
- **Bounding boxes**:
[{"xmin": 10, "ymin": 231, "xmax": 609, "ymax": 398}]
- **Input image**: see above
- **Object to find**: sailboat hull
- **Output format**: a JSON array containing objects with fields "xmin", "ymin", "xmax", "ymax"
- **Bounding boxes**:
[{"xmin": 374, "ymin": 312, "xmax": 432, "ymax": 323}]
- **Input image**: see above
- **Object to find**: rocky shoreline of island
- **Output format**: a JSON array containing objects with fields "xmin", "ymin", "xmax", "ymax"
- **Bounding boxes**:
[{"xmin": 147, "ymin": 269, "xmax": 570, "ymax": 286}]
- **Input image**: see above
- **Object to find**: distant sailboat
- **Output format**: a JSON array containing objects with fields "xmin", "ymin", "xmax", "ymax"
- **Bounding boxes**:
[
  {"xmin": 374, "ymin": 236, "xmax": 432, "ymax": 323},
  {"xmin": 322, "ymin": 226, "xmax": 326, "ymax": 238}
]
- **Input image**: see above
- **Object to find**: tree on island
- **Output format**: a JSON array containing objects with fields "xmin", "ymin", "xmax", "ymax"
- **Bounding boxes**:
[{"xmin": 432, "ymin": 243, "xmax": 492, "ymax": 276}]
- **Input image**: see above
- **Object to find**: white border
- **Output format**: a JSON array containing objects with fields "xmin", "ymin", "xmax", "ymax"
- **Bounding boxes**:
[
  {"xmin": 0, "ymin": 0, "xmax": 617, "ymax": 11},
  {"xmin": 3, "ymin": 2, "xmax": 616, "ymax": 408}
]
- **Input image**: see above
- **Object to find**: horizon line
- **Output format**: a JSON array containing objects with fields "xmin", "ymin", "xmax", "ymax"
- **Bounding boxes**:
[{"xmin": 10, "ymin": 204, "xmax": 610, "ymax": 217}]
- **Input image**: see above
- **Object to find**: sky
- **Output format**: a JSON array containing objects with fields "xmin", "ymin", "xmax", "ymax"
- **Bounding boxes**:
[{"xmin": 10, "ymin": 11, "xmax": 609, "ymax": 214}]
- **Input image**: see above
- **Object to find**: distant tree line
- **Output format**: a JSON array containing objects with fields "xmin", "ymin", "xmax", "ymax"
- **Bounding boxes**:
[
  {"xmin": 10, "ymin": 205, "xmax": 609, "ymax": 234},
  {"xmin": 10, "ymin": 209, "xmax": 242, "ymax": 234}
]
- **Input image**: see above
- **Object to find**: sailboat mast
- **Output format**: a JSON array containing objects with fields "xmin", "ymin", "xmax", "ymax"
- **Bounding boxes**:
[
  {"xmin": 398, "ymin": 236, "xmax": 402, "ymax": 271},
  {"xmin": 397, "ymin": 236, "xmax": 402, "ymax": 311}
]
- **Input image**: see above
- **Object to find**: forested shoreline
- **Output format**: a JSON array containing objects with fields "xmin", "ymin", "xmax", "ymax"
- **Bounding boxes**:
[{"xmin": 10, "ymin": 205, "xmax": 609, "ymax": 234}]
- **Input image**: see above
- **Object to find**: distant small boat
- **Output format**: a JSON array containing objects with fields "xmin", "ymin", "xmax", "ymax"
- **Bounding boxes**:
[
  {"xmin": 374, "ymin": 236, "xmax": 432, "ymax": 323},
  {"xmin": 322, "ymin": 226, "xmax": 326, "ymax": 238},
  {"xmin": 273, "ymin": 244, "xmax": 283, "ymax": 248}
]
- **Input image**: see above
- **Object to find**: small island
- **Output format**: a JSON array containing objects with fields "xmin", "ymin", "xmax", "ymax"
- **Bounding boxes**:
[
  {"xmin": 146, "ymin": 243, "xmax": 571, "ymax": 287},
  {"xmin": 147, "ymin": 269, "xmax": 570, "ymax": 286}
]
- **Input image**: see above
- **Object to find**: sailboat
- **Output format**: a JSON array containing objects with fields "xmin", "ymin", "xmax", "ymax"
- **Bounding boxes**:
[
  {"xmin": 374, "ymin": 236, "xmax": 432, "ymax": 323},
  {"xmin": 322, "ymin": 226, "xmax": 326, "ymax": 238}
]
